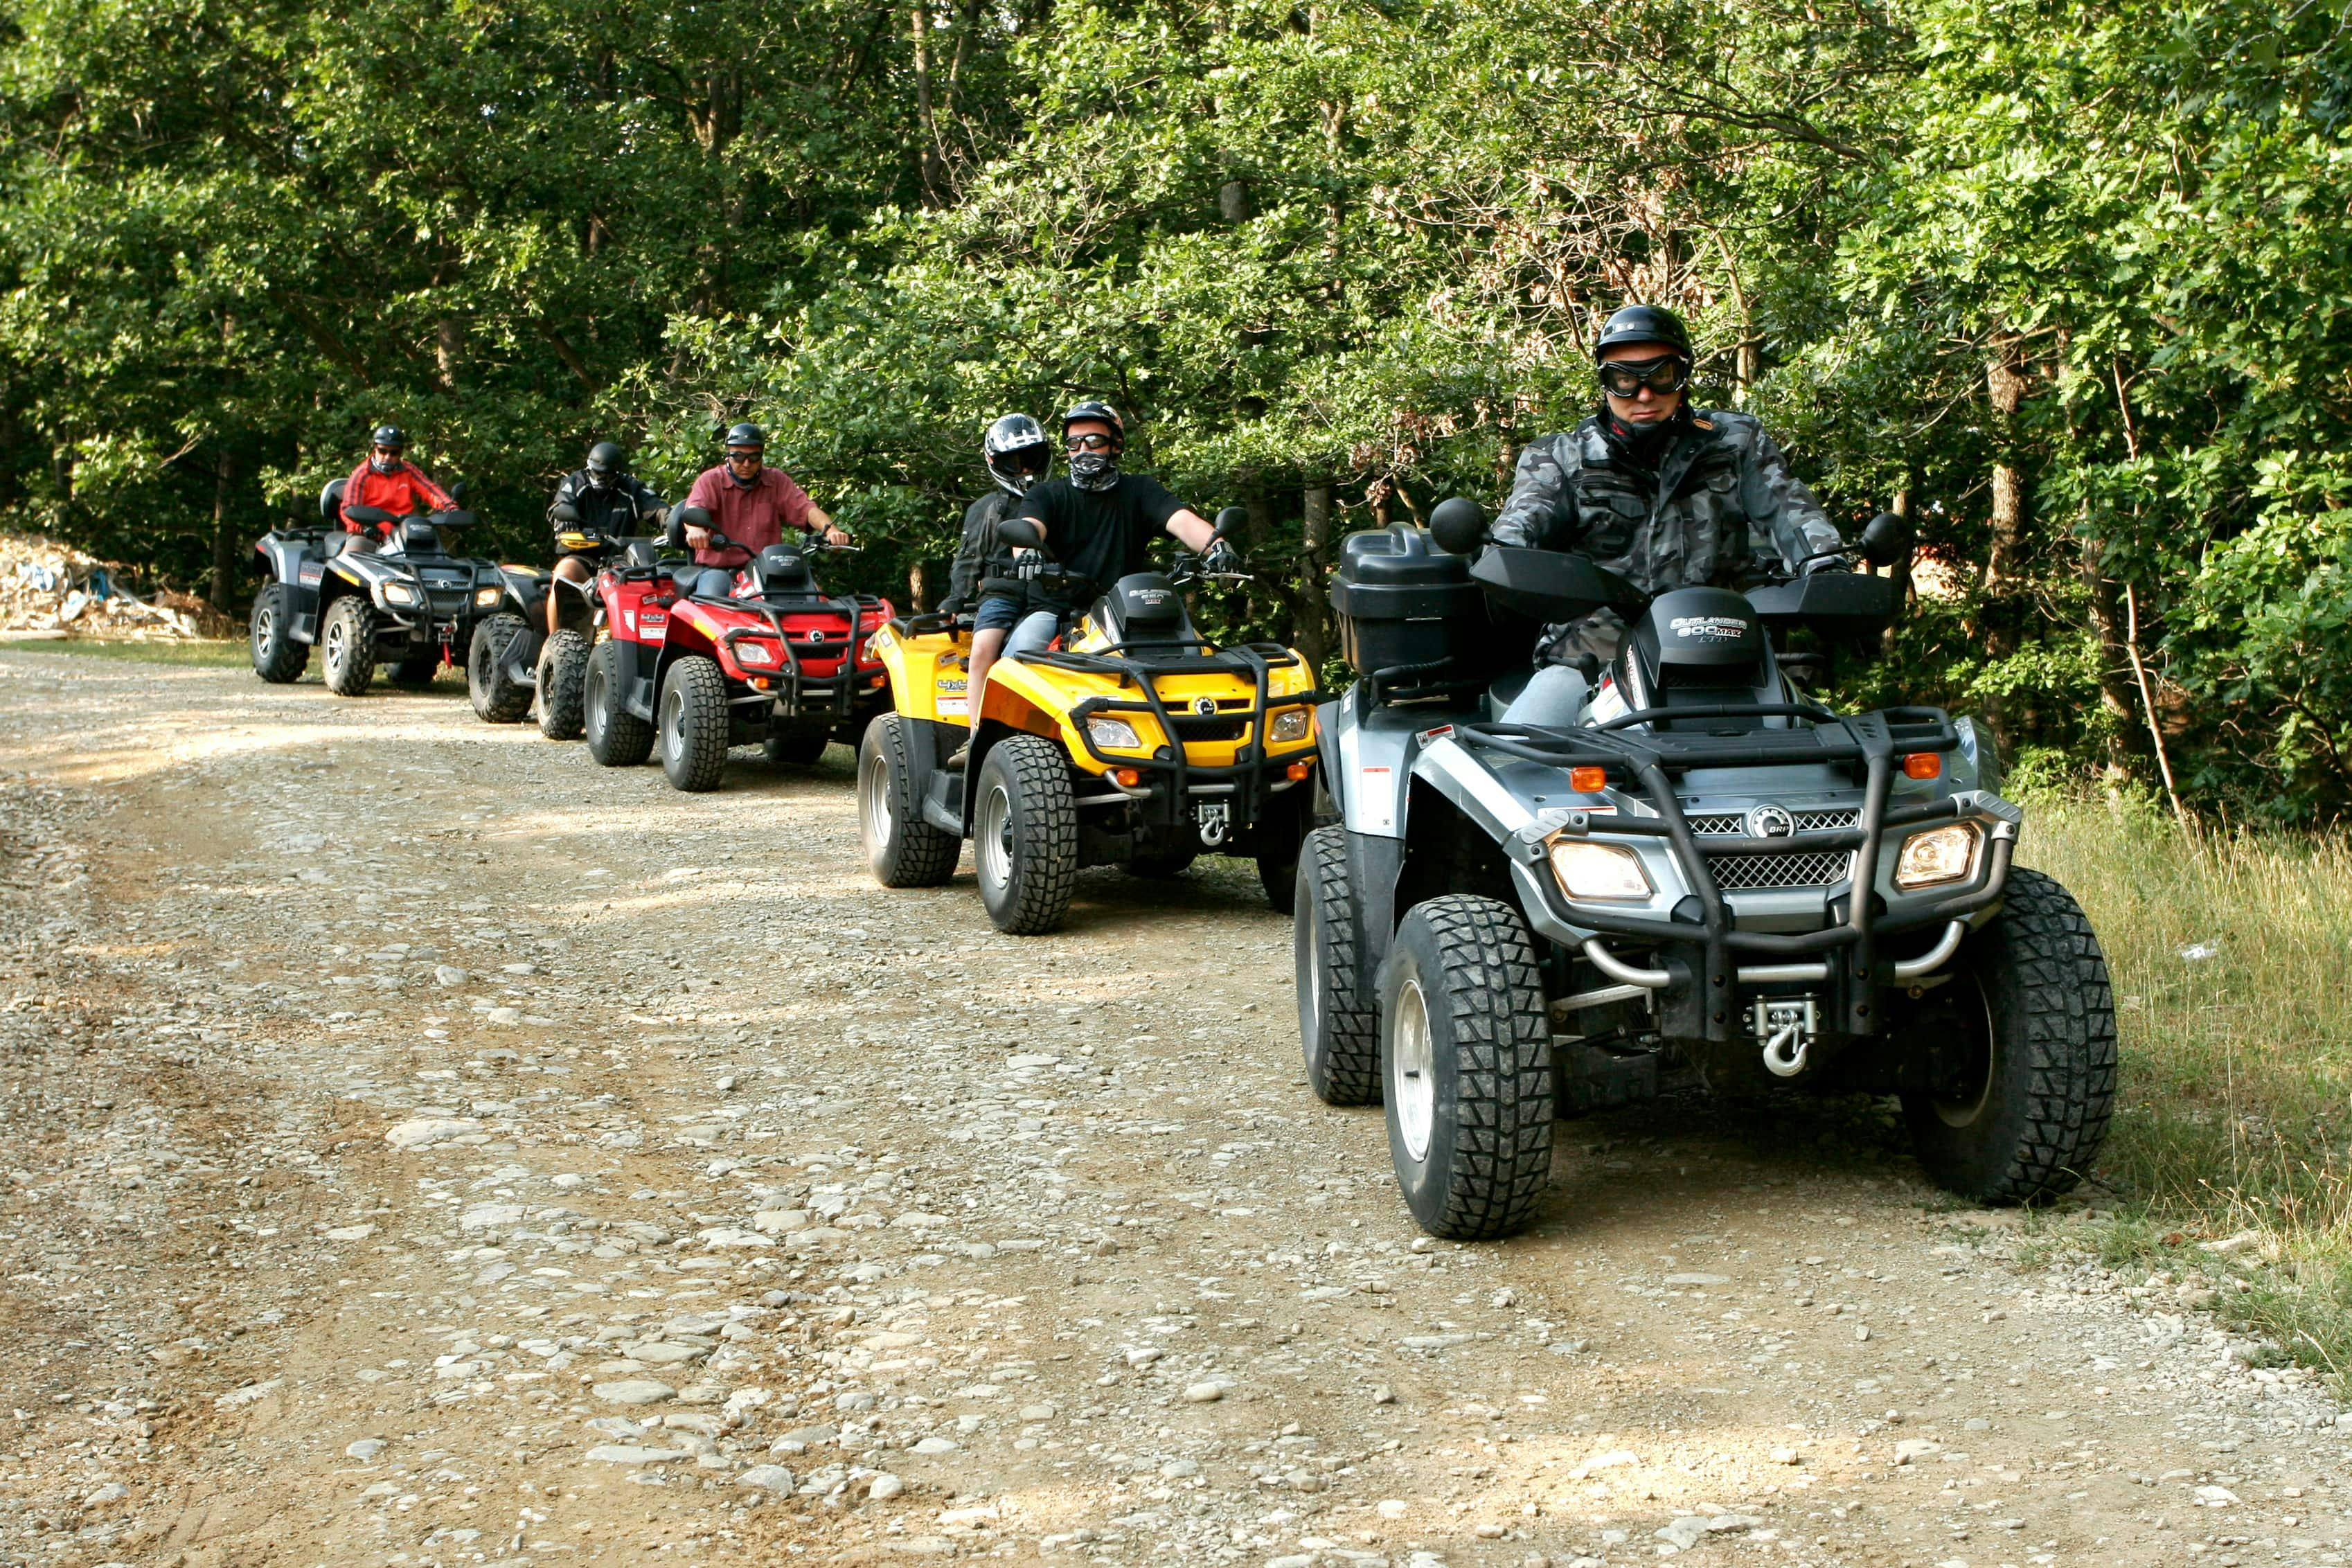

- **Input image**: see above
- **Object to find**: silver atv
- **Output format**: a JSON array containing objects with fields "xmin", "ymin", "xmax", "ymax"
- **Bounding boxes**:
[{"xmin": 1296, "ymin": 501, "xmax": 2117, "ymax": 1240}]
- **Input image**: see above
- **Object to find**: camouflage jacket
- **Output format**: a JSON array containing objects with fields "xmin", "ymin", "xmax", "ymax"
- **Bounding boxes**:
[{"xmin": 1489, "ymin": 406, "xmax": 1844, "ymax": 661}]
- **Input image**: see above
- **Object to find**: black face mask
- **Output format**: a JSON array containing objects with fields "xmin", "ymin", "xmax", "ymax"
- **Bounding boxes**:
[
  {"xmin": 1069, "ymin": 451, "xmax": 1121, "ymax": 492},
  {"xmin": 1603, "ymin": 403, "xmax": 1691, "ymax": 467}
]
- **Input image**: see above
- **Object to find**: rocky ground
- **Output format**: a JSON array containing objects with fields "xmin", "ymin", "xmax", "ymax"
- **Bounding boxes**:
[{"xmin": 0, "ymin": 647, "xmax": 2345, "ymax": 1568}]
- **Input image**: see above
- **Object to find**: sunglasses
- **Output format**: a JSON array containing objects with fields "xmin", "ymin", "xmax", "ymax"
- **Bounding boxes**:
[
  {"xmin": 1597, "ymin": 355, "xmax": 1691, "ymax": 398},
  {"xmin": 373, "ymin": 445, "xmax": 403, "ymax": 457},
  {"xmin": 726, "ymin": 449, "xmax": 763, "ymax": 463},
  {"xmin": 1064, "ymin": 432, "xmax": 1116, "ymax": 452}
]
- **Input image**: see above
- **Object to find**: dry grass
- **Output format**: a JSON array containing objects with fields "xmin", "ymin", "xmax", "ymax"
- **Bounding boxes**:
[{"xmin": 2024, "ymin": 796, "xmax": 2352, "ymax": 1377}]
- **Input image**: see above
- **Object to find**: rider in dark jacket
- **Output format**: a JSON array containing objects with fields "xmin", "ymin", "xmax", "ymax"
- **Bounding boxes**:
[
  {"xmin": 1490, "ymin": 304, "xmax": 1846, "ymax": 724},
  {"xmin": 546, "ymin": 441, "xmax": 663, "ymax": 633}
]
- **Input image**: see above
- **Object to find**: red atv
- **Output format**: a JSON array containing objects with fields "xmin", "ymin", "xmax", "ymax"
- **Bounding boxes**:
[{"xmin": 581, "ymin": 509, "xmax": 893, "ymax": 792}]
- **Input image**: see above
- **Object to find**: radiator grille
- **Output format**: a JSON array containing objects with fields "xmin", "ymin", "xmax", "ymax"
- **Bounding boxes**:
[
  {"xmin": 1689, "ymin": 808, "xmax": 1860, "ymax": 835},
  {"xmin": 1704, "ymin": 849, "xmax": 1855, "ymax": 890}
]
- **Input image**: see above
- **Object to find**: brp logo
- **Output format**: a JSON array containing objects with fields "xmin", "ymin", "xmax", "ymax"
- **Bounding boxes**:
[
  {"xmin": 1746, "ymin": 804, "xmax": 1795, "ymax": 839},
  {"xmin": 1192, "ymin": 696, "xmax": 1218, "ymax": 717}
]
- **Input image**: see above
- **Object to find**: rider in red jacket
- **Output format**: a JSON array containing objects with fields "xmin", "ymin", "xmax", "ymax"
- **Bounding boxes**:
[{"xmin": 339, "ymin": 426, "xmax": 455, "ymax": 544}]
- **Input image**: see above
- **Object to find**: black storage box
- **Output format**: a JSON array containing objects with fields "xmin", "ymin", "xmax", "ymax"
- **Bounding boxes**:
[{"xmin": 1330, "ymin": 525, "xmax": 1513, "ymax": 684}]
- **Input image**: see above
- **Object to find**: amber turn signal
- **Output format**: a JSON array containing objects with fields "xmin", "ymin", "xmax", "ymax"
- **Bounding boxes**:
[
  {"xmin": 1285, "ymin": 761, "xmax": 1312, "ymax": 781},
  {"xmin": 1902, "ymin": 752, "xmax": 1941, "ymax": 781},
  {"xmin": 1114, "ymin": 767, "xmax": 1143, "ymax": 787},
  {"xmin": 1569, "ymin": 765, "xmax": 1608, "ymax": 794}
]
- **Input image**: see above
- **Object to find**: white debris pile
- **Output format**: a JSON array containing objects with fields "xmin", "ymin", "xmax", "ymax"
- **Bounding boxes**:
[{"xmin": 0, "ymin": 534, "xmax": 221, "ymax": 639}]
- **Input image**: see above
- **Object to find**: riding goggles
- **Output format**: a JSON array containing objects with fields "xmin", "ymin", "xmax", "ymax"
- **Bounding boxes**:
[
  {"xmin": 1064, "ymin": 432, "xmax": 1116, "ymax": 452},
  {"xmin": 1597, "ymin": 355, "xmax": 1691, "ymax": 399}
]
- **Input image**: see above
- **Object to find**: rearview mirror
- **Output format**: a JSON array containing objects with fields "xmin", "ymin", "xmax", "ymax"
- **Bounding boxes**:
[
  {"xmin": 1860, "ymin": 511, "xmax": 1914, "ymax": 569},
  {"xmin": 1212, "ymin": 506, "xmax": 1249, "ymax": 541},
  {"xmin": 997, "ymin": 516, "xmax": 1045, "ymax": 550},
  {"xmin": 670, "ymin": 503, "xmax": 712, "ymax": 531},
  {"xmin": 550, "ymin": 501, "xmax": 582, "ymax": 525},
  {"xmin": 449, "ymin": 480, "xmax": 472, "ymax": 506},
  {"xmin": 1427, "ymin": 497, "xmax": 1488, "ymax": 556}
]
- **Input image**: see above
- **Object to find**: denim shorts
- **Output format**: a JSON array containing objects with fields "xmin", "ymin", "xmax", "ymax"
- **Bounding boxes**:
[{"xmin": 972, "ymin": 594, "xmax": 1028, "ymax": 634}]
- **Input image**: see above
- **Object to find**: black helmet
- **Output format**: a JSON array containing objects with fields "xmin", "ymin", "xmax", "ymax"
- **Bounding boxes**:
[
  {"xmin": 1059, "ymin": 400, "xmax": 1125, "ymax": 450},
  {"xmin": 983, "ymin": 413, "xmax": 1052, "ymax": 497},
  {"xmin": 1593, "ymin": 304, "xmax": 1693, "ymax": 362},
  {"xmin": 722, "ymin": 422, "xmax": 766, "ymax": 452},
  {"xmin": 586, "ymin": 440, "xmax": 626, "ymax": 490},
  {"xmin": 370, "ymin": 424, "xmax": 407, "ymax": 449}
]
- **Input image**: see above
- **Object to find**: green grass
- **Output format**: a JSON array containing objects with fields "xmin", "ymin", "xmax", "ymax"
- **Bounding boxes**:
[
  {"xmin": 2025, "ymin": 797, "xmax": 2352, "ymax": 1379},
  {"xmin": 0, "ymin": 636, "xmax": 250, "ymax": 668}
]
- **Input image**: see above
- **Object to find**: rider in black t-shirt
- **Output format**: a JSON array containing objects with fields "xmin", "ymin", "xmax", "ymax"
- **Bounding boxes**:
[{"xmin": 950, "ymin": 402, "xmax": 1235, "ymax": 763}]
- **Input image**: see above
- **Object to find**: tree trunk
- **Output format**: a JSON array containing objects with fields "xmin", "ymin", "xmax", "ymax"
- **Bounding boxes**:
[
  {"xmin": 434, "ymin": 317, "xmax": 467, "ymax": 393},
  {"xmin": 208, "ymin": 449, "xmax": 240, "ymax": 613},
  {"xmin": 1295, "ymin": 483, "xmax": 1335, "ymax": 676},
  {"xmin": 2076, "ymin": 531, "xmax": 2138, "ymax": 771},
  {"xmin": 909, "ymin": 561, "xmax": 927, "ymax": 613},
  {"xmin": 1984, "ymin": 346, "xmax": 2031, "ymax": 589},
  {"xmin": 911, "ymin": 4, "xmax": 946, "ymax": 203}
]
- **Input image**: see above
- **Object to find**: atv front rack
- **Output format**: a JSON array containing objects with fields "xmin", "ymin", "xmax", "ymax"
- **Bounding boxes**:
[
  {"xmin": 1452, "ymin": 704, "xmax": 2013, "ymax": 1044},
  {"xmin": 694, "ymin": 591, "xmax": 887, "ymax": 721},
  {"xmin": 1015, "ymin": 639, "xmax": 1326, "ymax": 832}
]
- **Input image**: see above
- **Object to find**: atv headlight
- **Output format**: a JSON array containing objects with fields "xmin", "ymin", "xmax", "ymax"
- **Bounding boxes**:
[
  {"xmin": 473, "ymin": 586, "xmax": 501, "ymax": 608},
  {"xmin": 1894, "ymin": 822, "xmax": 1981, "ymax": 889},
  {"xmin": 1087, "ymin": 716, "xmax": 1143, "ymax": 751},
  {"xmin": 738, "ymin": 643, "xmax": 775, "ymax": 666},
  {"xmin": 1269, "ymin": 709, "xmax": 1312, "ymax": 744},
  {"xmin": 381, "ymin": 582, "xmax": 418, "ymax": 607},
  {"xmin": 1547, "ymin": 839, "xmax": 1652, "ymax": 902}
]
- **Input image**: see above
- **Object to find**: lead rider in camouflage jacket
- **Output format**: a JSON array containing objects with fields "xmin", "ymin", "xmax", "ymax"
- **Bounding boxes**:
[{"xmin": 1492, "ymin": 305, "xmax": 1846, "ymax": 674}]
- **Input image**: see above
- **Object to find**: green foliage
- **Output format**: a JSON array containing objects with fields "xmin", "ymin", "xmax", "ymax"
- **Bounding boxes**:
[{"xmin": 2, "ymin": 0, "xmax": 2349, "ymax": 813}]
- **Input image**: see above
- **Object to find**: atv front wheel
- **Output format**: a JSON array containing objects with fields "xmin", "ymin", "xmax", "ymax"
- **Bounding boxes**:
[
  {"xmin": 537, "ymin": 630, "xmax": 591, "ymax": 739},
  {"xmin": 764, "ymin": 729, "xmax": 832, "ymax": 767},
  {"xmin": 659, "ymin": 655, "xmax": 731, "ymax": 792},
  {"xmin": 1257, "ymin": 850, "xmax": 1299, "ymax": 916},
  {"xmin": 467, "ymin": 615, "xmax": 533, "ymax": 720},
  {"xmin": 1381, "ymin": 895, "xmax": 1555, "ymax": 1240},
  {"xmin": 1295, "ymin": 825, "xmax": 1378, "ymax": 1106},
  {"xmin": 859, "ymin": 715, "xmax": 959, "ymax": 887},
  {"xmin": 974, "ymin": 735, "xmax": 1078, "ymax": 934},
  {"xmin": 584, "ymin": 640, "xmax": 652, "ymax": 766},
  {"xmin": 249, "ymin": 583, "xmax": 308, "ymax": 684},
  {"xmin": 319, "ymin": 596, "xmax": 378, "ymax": 697},
  {"xmin": 1902, "ymin": 868, "xmax": 2117, "ymax": 1204}
]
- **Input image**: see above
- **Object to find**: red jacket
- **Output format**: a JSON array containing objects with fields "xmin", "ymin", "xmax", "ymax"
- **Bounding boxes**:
[
  {"xmin": 340, "ymin": 459, "xmax": 456, "ymax": 535},
  {"xmin": 683, "ymin": 464, "xmax": 815, "ymax": 564}
]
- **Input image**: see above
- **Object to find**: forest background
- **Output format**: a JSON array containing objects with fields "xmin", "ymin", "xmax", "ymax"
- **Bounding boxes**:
[{"xmin": 2, "ymin": 0, "xmax": 2347, "ymax": 814}]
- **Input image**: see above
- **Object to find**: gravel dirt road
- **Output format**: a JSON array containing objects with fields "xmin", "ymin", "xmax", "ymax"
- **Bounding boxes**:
[{"xmin": 1, "ymin": 648, "xmax": 2346, "ymax": 1568}]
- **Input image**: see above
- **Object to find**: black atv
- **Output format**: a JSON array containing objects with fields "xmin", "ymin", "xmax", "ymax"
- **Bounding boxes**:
[
  {"xmin": 250, "ymin": 479, "xmax": 513, "ymax": 697},
  {"xmin": 466, "ymin": 494, "xmax": 666, "ymax": 736},
  {"xmin": 1299, "ymin": 501, "xmax": 2116, "ymax": 1240}
]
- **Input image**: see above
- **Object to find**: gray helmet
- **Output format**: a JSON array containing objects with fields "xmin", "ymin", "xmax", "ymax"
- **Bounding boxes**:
[
  {"xmin": 370, "ymin": 424, "xmax": 407, "ymax": 449},
  {"xmin": 722, "ymin": 422, "xmax": 766, "ymax": 452},
  {"xmin": 1592, "ymin": 304, "xmax": 1693, "ymax": 362},
  {"xmin": 983, "ymin": 413, "xmax": 1051, "ymax": 497}
]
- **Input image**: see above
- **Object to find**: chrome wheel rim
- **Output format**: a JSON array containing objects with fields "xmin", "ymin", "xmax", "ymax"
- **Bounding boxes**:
[
  {"xmin": 323, "ymin": 609, "xmax": 348, "ymax": 668},
  {"xmin": 585, "ymin": 661, "xmax": 607, "ymax": 743},
  {"xmin": 1932, "ymin": 970, "xmax": 1999, "ymax": 1129},
  {"xmin": 660, "ymin": 685, "xmax": 683, "ymax": 762},
  {"xmin": 862, "ymin": 744, "xmax": 893, "ymax": 848},
  {"xmin": 1303, "ymin": 913, "xmax": 1324, "ymax": 1042},
  {"xmin": 1393, "ymin": 976, "xmax": 1435, "ymax": 1162},
  {"xmin": 252, "ymin": 605, "xmax": 274, "ymax": 657},
  {"xmin": 977, "ymin": 779, "xmax": 1013, "ymax": 892}
]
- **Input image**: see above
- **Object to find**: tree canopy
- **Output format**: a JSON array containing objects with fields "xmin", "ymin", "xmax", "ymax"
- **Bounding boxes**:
[{"xmin": 3, "ymin": 0, "xmax": 2346, "ymax": 814}]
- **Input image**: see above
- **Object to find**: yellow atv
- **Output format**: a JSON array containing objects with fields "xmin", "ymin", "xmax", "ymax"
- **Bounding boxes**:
[{"xmin": 857, "ymin": 509, "xmax": 1323, "ymax": 934}]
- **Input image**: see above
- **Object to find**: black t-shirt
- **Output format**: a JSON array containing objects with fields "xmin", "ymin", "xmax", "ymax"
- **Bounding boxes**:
[{"xmin": 1015, "ymin": 475, "xmax": 1187, "ymax": 609}]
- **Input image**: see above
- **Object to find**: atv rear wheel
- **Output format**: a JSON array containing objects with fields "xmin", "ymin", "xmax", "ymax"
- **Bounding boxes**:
[
  {"xmin": 763, "ymin": 729, "xmax": 832, "ymax": 767},
  {"xmin": 1258, "ymin": 850, "xmax": 1299, "ymax": 916},
  {"xmin": 659, "ymin": 655, "xmax": 731, "ymax": 792},
  {"xmin": 859, "ymin": 714, "xmax": 959, "ymax": 887},
  {"xmin": 584, "ymin": 639, "xmax": 652, "ymax": 766},
  {"xmin": 1295, "ymin": 825, "xmax": 1378, "ymax": 1106},
  {"xmin": 1381, "ymin": 895, "xmax": 1555, "ymax": 1240},
  {"xmin": 974, "ymin": 735, "xmax": 1078, "ymax": 934},
  {"xmin": 319, "ymin": 596, "xmax": 378, "ymax": 697},
  {"xmin": 1902, "ymin": 868, "xmax": 2117, "ymax": 1204},
  {"xmin": 537, "ymin": 630, "xmax": 591, "ymax": 740},
  {"xmin": 249, "ymin": 583, "xmax": 308, "ymax": 684},
  {"xmin": 467, "ymin": 615, "xmax": 533, "ymax": 720}
]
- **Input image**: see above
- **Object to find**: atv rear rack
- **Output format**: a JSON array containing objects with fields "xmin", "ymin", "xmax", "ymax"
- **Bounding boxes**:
[{"xmin": 1452, "ymin": 703, "xmax": 2012, "ymax": 1044}]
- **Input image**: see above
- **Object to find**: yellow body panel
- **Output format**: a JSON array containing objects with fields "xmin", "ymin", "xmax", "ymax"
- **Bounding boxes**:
[{"xmin": 871, "ymin": 615, "xmax": 1318, "ymax": 776}]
